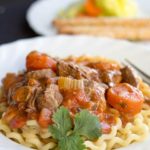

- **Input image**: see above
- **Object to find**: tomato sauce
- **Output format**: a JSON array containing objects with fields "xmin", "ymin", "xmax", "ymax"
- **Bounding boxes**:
[{"xmin": 62, "ymin": 89, "xmax": 117, "ymax": 134}]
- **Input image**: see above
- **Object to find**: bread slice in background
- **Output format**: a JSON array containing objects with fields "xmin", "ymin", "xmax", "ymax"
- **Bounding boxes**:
[{"xmin": 53, "ymin": 17, "xmax": 150, "ymax": 40}]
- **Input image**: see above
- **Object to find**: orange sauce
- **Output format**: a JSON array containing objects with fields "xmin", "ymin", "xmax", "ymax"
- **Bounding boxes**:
[{"xmin": 62, "ymin": 89, "xmax": 117, "ymax": 134}]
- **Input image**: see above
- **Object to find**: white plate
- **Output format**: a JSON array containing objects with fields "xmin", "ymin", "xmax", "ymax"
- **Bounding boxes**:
[
  {"xmin": 0, "ymin": 35, "xmax": 150, "ymax": 150},
  {"xmin": 26, "ymin": 0, "xmax": 150, "ymax": 36}
]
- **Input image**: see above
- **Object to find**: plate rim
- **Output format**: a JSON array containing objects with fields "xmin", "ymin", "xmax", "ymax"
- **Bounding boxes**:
[{"xmin": 0, "ymin": 35, "xmax": 150, "ymax": 150}]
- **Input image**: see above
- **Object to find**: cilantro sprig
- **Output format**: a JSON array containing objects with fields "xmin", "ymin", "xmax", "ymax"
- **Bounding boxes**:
[{"xmin": 49, "ymin": 107, "xmax": 102, "ymax": 150}]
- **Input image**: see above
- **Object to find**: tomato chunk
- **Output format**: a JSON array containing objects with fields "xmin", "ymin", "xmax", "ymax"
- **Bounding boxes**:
[
  {"xmin": 38, "ymin": 108, "xmax": 52, "ymax": 128},
  {"xmin": 9, "ymin": 113, "xmax": 27, "ymax": 129},
  {"xmin": 26, "ymin": 51, "xmax": 56, "ymax": 72},
  {"xmin": 107, "ymin": 83, "xmax": 144, "ymax": 115},
  {"xmin": 63, "ymin": 90, "xmax": 92, "ymax": 114}
]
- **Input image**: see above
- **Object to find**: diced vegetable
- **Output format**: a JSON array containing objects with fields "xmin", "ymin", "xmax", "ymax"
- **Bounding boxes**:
[
  {"xmin": 63, "ymin": 90, "xmax": 92, "ymax": 114},
  {"xmin": 84, "ymin": 0, "xmax": 101, "ymax": 16},
  {"xmin": 9, "ymin": 113, "xmax": 27, "ymax": 129},
  {"xmin": 26, "ymin": 51, "xmax": 56, "ymax": 72},
  {"xmin": 107, "ymin": 83, "xmax": 144, "ymax": 115},
  {"xmin": 58, "ymin": 77, "xmax": 84, "ymax": 90},
  {"xmin": 38, "ymin": 108, "xmax": 52, "ymax": 128}
]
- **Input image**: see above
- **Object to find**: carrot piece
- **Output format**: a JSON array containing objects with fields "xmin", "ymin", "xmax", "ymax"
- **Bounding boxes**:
[
  {"xmin": 84, "ymin": 0, "xmax": 101, "ymax": 16},
  {"xmin": 107, "ymin": 83, "xmax": 144, "ymax": 115},
  {"xmin": 26, "ymin": 51, "xmax": 56, "ymax": 72}
]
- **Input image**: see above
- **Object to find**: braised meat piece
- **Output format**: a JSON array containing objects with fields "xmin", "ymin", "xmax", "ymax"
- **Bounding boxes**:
[
  {"xmin": 26, "ymin": 69, "xmax": 56, "ymax": 80},
  {"xmin": 26, "ymin": 87, "xmax": 42, "ymax": 112},
  {"xmin": 4, "ymin": 69, "xmax": 63, "ymax": 113},
  {"xmin": 87, "ymin": 62, "xmax": 122, "ymax": 86},
  {"xmin": 121, "ymin": 66, "xmax": 138, "ymax": 87},
  {"xmin": 36, "ymin": 84, "xmax": 63, "ymax": 111},
  {"xmin": 3, "ymin": 73, "xmax": 25, "ymax": 95},
  {"xmin": 27, "ymin": 69, "xmax": 56, "ymax": 89},
  {"xmin": 7, "ymin": 80, "xmax": 26, "ymax": 105},
  {"xmin": 84, "ymin": 80, "xmax": 108, "ymax": 112},
  {"xmin": 100, "ymin": 70, "xmax": 122, "ymax": 87},
  {"xmin": 12, "ymin": 86, "xmax": 33, "ymax": 103},
  {"xmin": 57, "ymin": 61, "xmax": 100, "ymax": 81}
]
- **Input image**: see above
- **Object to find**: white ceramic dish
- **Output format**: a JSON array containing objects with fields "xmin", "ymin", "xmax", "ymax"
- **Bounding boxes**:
[
  {"xmin": 0, "ymin": 35, "xmax": 150, "ymax": 150},
  {"xmin": 26, "ymin": 0, "xmax": 150, "ymax": 36}
]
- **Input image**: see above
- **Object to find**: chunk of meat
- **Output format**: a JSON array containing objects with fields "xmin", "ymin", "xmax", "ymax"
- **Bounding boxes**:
[
  {"xmin": 27, "ymin": 69, "xmax": 56, "ymax": 89},
  {"xmin": 121, "ymin": 66, "xmax": 139, "ymax": 87},
  {"xmin": 57, "ymin": 61, "xmax": 100, "ymax": 81},
  {"xmin": 12, "ymin": 86, "xmax": 33, "ymax": 102},
  {"xmin": 37, "ymin": 84, "xmax": 63, "ymax": 111},
  {"xmin": 26, "ymin": 51, "xmax": 57, "ymax": 72},
  {"xmin": 101, "ymin": 70, "xmax": 122, "ymax": 87},
  {"xmin": 26, "ymin": 69, "xmax": 56, "ymax": 80},
  {"xmin": 7, "ymin": 80, "xmax": 25, "ymax": 105},
  {"xmin": 26, "ymin": 87, "xmax": 42, "ymax": 112},
  {"xmin": 84, "ymin": 80, "xmax": 107, "ymax": 112},
  {"xmin": 2, "ymin": 73, "xmax": 17, "ymax": 92}
]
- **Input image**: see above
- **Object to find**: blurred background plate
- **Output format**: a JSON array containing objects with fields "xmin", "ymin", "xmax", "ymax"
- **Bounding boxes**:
[
  {"xmin": 26, "ymin": 0, "xmax": 150, "ymax": 36},
  {"xmin": 0, "ymin": 35, "xmax": 150, "ymax": 150}
]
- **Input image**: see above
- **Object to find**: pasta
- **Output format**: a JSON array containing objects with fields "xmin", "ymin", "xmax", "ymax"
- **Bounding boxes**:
[
  {"xmin": 1, "ymin": 102, "xmax": 150, "ymax": 150},
  {"xmin": 0, "ymin": 53, "xmax": 150, "ymax": 150}
]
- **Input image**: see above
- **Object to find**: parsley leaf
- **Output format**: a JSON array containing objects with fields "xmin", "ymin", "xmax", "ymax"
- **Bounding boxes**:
[
  {"xmin": 74, "ymin": 110, "xmax": 101, "ymax": 140},
  {"xmin": 49, "ymin": 107, "xmax": 72, "ymax": 140},
  {"xmin": 49, "ymin": 107, "xmax": 101, "ymax": 150},
  {"xmin": 58, "ymin": 134, "xmax": 85, "ymax": 150}
]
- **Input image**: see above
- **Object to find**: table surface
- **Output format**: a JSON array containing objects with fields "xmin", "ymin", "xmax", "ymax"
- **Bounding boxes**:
[{"xmin": 0, "ymin": 0, "xmax": 37, "ymax": 44}]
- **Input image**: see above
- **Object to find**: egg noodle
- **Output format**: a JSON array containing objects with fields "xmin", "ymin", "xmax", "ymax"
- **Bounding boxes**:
[{"xmin": 0, "ymin": 56, "xmax": 150, "ymax": 150}]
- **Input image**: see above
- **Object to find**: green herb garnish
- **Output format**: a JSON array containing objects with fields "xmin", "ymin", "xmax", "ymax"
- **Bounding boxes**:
[{"xmin": 49, "ymin": 107, "xmax": 102, "ymax": 150}]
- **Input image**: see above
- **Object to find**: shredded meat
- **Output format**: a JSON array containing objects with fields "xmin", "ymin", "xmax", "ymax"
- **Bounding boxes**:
[
  {"xmin": 57, "ymin": 61, "xmax": 100, "ymax": 81},
  {"xmin": 121, "ymin": 66, "xmax": 138, "ymax": 87},
  {"xmin": 26, "ymin": 87, "xmax": 42, "ymax": 112},
  {"xmin": 84, "ymin": 80, "xmax": 108, "ymax": 112},
  {"xmin": 36, "ymin": 84, "xmax": 63, "ymax": 111},
  {"xmin": 4, "ymin": 69, "xmax": 63, "ymax": 113},
  {"xmin": 100, "ymin": 70, "xmax": 122, "ymax": 87},
  {"xmin": 12, "ymin": 86, "xmax": 33, "ymax": 102},
  {"xmin": 7, "ymin": 80, "xmax": 26, "ymax": 105},
  {"xmin": 3, "ymin": 73, "xmax": 24, "ymax": 94},
  {"xmin": 27, "ymin": 69, "xmax": 56, "ymax": 80}
]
